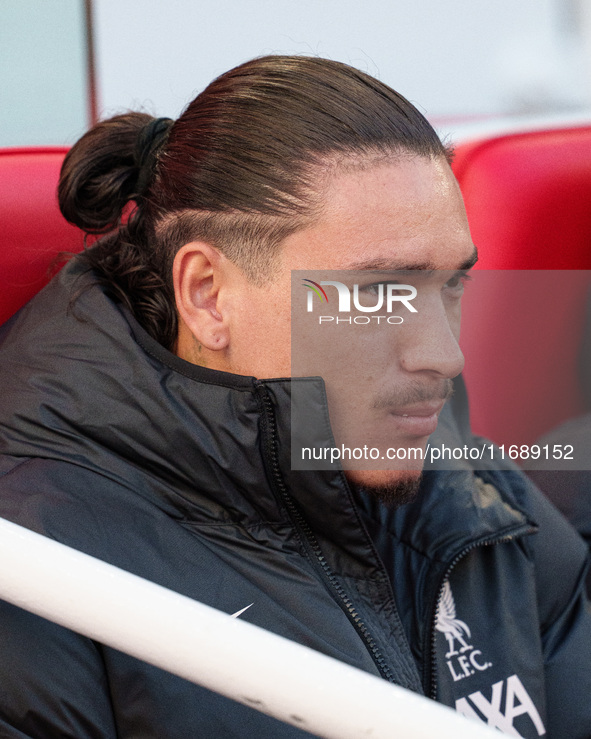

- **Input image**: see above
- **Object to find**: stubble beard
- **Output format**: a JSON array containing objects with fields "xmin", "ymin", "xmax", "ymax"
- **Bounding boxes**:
[
  {"xmin": 347, "ymin": 471, "xmax": 423, "ymax": 508},
  {"xmin": 341, "ymin": 379, "xmax": 451, "ymax": 507}
]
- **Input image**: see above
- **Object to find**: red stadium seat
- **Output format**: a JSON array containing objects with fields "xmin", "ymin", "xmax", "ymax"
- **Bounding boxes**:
[
  {"xmin": 0, "ymin": 147, "xmax": 84, "ymax": 325},
  {"xmin": 454, "ymin": 126, "xmax": 591, "ymax": 446}
]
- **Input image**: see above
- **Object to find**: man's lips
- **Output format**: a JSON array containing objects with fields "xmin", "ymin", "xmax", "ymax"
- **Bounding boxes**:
[{"xmin": 388, "ymin": 400, "xmax": 446, "ymax": 436}]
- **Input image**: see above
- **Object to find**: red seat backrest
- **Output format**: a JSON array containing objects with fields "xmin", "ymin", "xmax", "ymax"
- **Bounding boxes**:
[
  {"xmin": 0, "ymin": 147, "xmax": 84, "ymax": 325},
  {"xmin": 453, "ymin": 126, "xmax": 591, "ymax": 445}
]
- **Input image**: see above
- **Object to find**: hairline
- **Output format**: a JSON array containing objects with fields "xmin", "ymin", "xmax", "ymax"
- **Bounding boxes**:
[{"xmin": 154, "ymin": 149, "xmax": 454, "ymax": 286}]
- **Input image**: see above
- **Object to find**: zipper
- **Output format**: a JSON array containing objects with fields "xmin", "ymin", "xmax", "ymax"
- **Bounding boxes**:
[
  {"xmin": 257, "ymin": 386, "xmax": 395, "ymax": 683},
  {"xmin": 426, "ymin": 526, "xmax": 537, "ymax": 700}
]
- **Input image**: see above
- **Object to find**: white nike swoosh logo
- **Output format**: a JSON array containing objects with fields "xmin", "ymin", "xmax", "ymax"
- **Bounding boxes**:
[{"xmin": 231, "ymin": 603, "xmax": 254, "ymax": 618}]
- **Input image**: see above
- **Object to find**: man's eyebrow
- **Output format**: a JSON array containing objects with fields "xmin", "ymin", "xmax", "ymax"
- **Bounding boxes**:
[
  {"xmin": 458, "ymin": 247, "xmax": 479, "ymax": 271},
  {"xmin": 345, "ymin": 246, "xmax": 479, "ymax": 272}
]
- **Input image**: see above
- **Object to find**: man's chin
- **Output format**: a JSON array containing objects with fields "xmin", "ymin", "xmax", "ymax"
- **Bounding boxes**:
[{"xmin": 344, "ymin": 469, "xmax": 422, "ymax": 508}]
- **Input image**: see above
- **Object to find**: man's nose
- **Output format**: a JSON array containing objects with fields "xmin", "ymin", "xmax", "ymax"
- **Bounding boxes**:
[{"xmin": 398, "ymin": 301, "xmax": 464, "ymax": 379}]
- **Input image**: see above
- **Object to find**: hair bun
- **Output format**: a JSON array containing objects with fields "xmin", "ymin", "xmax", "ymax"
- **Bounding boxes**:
[{"xmin": 59, "ymin": 112, "xmax": 158, "ymax": 234}]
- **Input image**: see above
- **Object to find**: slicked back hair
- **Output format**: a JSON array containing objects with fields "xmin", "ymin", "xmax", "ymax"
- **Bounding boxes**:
[{"xmin": 59, "ymin": 55, "xmax": 451, "ymax": 350}]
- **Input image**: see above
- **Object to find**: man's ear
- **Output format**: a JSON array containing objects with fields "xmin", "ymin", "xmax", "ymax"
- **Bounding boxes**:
[{"xmin": 173, "ymin": 242, "xmax": 230, "ymax": 352}]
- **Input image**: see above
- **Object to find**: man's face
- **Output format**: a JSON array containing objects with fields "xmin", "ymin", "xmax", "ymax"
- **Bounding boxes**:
[{"xmin": 221, "ymin": 155, "xmax": 476, "ymax": 498}]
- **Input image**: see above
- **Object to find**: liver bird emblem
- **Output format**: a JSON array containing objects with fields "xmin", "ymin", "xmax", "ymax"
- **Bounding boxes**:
[{"xmin": 436, "ymin": 580, "xmax": 473, "ymax": 658}]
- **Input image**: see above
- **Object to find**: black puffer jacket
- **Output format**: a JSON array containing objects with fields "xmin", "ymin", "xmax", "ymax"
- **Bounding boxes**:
[{"xmin": 0, "ymin": 259, "xmax": 589, "ymax": 738}]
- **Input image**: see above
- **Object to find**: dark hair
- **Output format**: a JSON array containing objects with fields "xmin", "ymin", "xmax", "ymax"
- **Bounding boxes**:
[{"xmin": 59, "ymin": 55, "xmax": 451, "ymax": 350}]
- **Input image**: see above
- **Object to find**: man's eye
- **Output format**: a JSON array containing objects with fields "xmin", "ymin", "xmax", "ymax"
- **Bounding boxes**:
[
  {"xmin": 444, "ymin": 272, "xmax": 471, "ymax": 295},
  {"xmin": 358, "ymin": 281, "xmax": 389, "ymax": 295}
]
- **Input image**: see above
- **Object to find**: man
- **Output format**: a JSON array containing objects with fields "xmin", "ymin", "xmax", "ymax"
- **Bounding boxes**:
[{"xmin": 0, "ymin": 55, "xmax": 589, "ymax": 738}]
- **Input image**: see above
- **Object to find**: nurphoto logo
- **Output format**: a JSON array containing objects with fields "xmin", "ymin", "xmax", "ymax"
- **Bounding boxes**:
[{"xmin": 302, "ymin": 278, "xmax": 417, "ymax": 324}]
